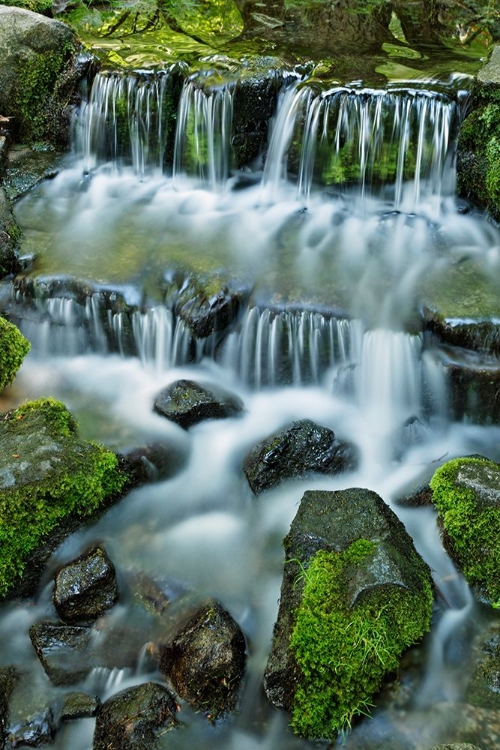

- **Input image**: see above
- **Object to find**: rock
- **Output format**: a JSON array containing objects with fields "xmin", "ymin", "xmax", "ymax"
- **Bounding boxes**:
[
  {"xmin": 429, "ymin": 745, "xmax": 484, "ymax": 750},
  {"xmin": 7, "ymin": 705, "xmax": 57, "ymax": 747},
  {"xmin": 0, "ymin": 6, "xmax": 85, "ymax": 145},
  {"xmin": 465, "ymin": 622, "xmax": 500, "ymax": 710},
  {"xmin": 264, "ymin": 487, "xmax": 433, "ymax": 740},
  {"xmin": 53, "ymin": 545, "xmax": 119, "ymax": 623},
  {"xmin": 430, "ymin": 456, "xmax": 500, "ymax": 606},
  {"xmin": 243, "ymin": 419, "xmax": 358, "ymax": 494},
  {"xmin": 0, "ymin": 397, "xmax": 128, "ymax": 599},
  {"xmin": 122, "ymin": 442, "xmax": 189, "ymax": 484},
  {"xmin": 154, "ymin": 379, "xmax": 244, "ymax": 429},
  {"xmin": 3, "ymin": 144, "xmax": 66, "ymax": 202},
  {"xmin": 60, "ymin": 692, "xmax": 101, "ymax": 721},
  {"xmin": 29, "ymin": 622, "xmax": 94, "ymax": 686},
  {"xmin": 93, "ymin": 682, "xmax": 179, "ymax": 750},
  {"xmin": 0, "ymin": 666, "xmax": 19, "ymax": 740},
  {"xmin": 394, "ymin": 483, "xmax": 433, "ymax": 508},
  {"xmin": 160, "ymin": 599, "xmax": 247, "ymax": 719},
  {"xmin": 0, "ymin": 188, "xmax": 21, "ymax": 279},
  {"xmin": 0, "ymin": 316, "xmax": 30, "ymax": 392}
]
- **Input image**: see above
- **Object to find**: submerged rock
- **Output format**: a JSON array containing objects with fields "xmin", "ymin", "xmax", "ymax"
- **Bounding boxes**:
[
  {"xmin": 53, "ymin": 545, "xmax": 119, "ymax": 624},
  {"xmin": 430, "ymin": 456, "xmax": 500, "ymax": 606},
  {"xmin": 0, "ymin": 398, "xmax": 128, "ymax": 599},
  {"xmin": 160, "ymin": 599, "xmax": 247, "ymax": 719},
  {"xmin": 29, "ymin": 622, "xmax": 94, "ymax": 686},
  {"xmin": 60, "ymin": 692, "xmax": 101, "ymax": 721},
  {"xmin": 93, "ymin": 682, "xmax": 179, "ymax": 750},
  {"xmin": 465, "ymin": 622, "xmax": 500, "ymax": 710},
  {"xmin": 264, "ymin": 487, "xmax": 433, "ymax": 740},
  {"xmin": 0, "ymin": 666, "xmax": 19, "ymax": 740},
  {"xmin": 122, "ymin": 441, "xmax": 189, "ymax": 484},
  {"xmin": 7, "ymin": 705, "xmax": 57, "ymax": 748},
  {"xmin": 154, "ymin": 379, "xmax": 244, "ymax": 429},
  {"xmin": 243, "ymin": 419, "xmax": 358, "ymax": 494}
]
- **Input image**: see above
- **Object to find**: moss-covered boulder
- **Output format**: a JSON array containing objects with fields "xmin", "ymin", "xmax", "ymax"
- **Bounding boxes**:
[
  {"xmin": 0, "ymin": 316, "xmax": 30, "ymax": 391},
  {"xmin": 0, "ymin": 397, "xmax": 128, "ymax": 598},
  {"xmin": 243, "ymin": 419, "xmax": 358, "ymax": 495},
  {"xmin": 264, "ymin": 488, "xmax": 433, "ymax": 740},
  {"xmin": 430, "ymin": 456, "xmax": 500, "ymax": 607},
  {"xmin": 0, "ymin": 5, "xmax": 86, "ymax": 145},
  {"xmin": 154, "ymin": 379, "xmax": 244, "ymax": 429},
  {"xmin": 160, "ymin": 599, "xmax": 247, "ymax": 719}
]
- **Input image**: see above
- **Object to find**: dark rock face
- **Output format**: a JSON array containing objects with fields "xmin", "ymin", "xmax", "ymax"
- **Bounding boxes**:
[
  {"xmin": 465, "ymin": 622, "xmax": 500, "ymax": 710},
  {"xmin": 7, "ymin": 706, "xmax": 57, "ymax": 748},
  {"xmin": 243, "ymin": 419, "xmax": 358, "ymax": 494},
  {"xmin": 60, "ymin": 692, "xmax": 101, "ymax": 721},
  {"xmin": 160, "ymin": 599, "xmax": 247, "ymax": 719},
  {"xmin": 0, "ymin": 666, "xmax": 19, "ymax": 741},
  {"xmin": 93, "ymin": 682, "xmax": 179, "ymax": 750},
  {"xmin": 29, "ymin": 622, "xmax": 94, "ymax": 686},
  {"xmin": 434, "ymin": 347, "xmax": 500, "ymax": 424},
  {"xmin": 0, "ymin": 186, "xmax": 21, "ymax": 279},
  {"xmin": 53, "ymin": 545, "xmax": 119, "ymax": 623},
  {"xmin": 154, "ymin": 379, "xmax": 244, "ymax": 429},
  {"xmin": 264, "ymin": 488, "xmax": 433, "ymax": 739}
]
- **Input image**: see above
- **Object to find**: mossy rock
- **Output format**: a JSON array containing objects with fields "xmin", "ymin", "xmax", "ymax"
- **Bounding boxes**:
[
  {"xmin": 430, "ymin": 456, "xmax": 500, "ymax": 607},
  {"xmin": 0, "ymin": 397, "xmax": 128, "ymax": 598},
  {"xmin": 465, "ymin": 622, "xmax": 500, "ymax": 709},
  {"xmin": 0, "ymin": 316, "xmax": 30, "ymax": 391},
  {"xmin": 264, "ymin": 487, "xmax": 433, "ymax": 740},
  {"xmin": 0, "ymin": 187, "xmax": 21, "ymax": 278}
]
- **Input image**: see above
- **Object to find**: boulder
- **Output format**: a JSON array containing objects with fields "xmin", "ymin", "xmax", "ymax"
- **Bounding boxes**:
[
  {"xmin": 93, "ymin": 682, "xmax": 179, "ymax": 750},
  {"xmin": 0, "ymin": 5, "xmax": 86, "ymax": 144},
  {"xmin": 0, "ymin": 315, "xmax": 30, "ymax": 392},
  {"xmin": 465, "ymin": 622, "xmax": 500, "ymax": 710},
  {"xmin": 264, "ymin": 488, "xmax": 433, "ymax": 740},
  {"xmin": 7, "ymin": 705, "xmax": 57, "ymax": 747},
  {"xmin": 60, "ymin": 692, "xmax": 101, "ymax": 721},
  {"xmin": 0, "ymin": 666, "xmax": 19, "ymax": 740},
  {"xmin": 160, "ymin": 599, "xmax": 246, "ymax": 719},
  {"xmin": 243, "ymin": 419, "xmax": 358, "ymax": 494},
  {"xmin": 430, "ymin": 456, "xmax": 500, "ymax": 606},
  {"xmin": 154, "ymin": 379, "xmax": 243, "ymax": 429},
  {"xmin": 0, "ymin": 397, "xmax": 128, "ymax": 598},
  {"xmin": 53, "ymin": 545, "xmax": 119, "ymax": 624},
  {"xmin": 29, "ymin": 621, "xmax": 94, "ymax": 686}
]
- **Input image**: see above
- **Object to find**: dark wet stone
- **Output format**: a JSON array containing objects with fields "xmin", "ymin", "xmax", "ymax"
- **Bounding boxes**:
[
  {"xmin": 0, "ymin": 666, "xmax": 19, "ymax": 740},
  {"xmin": 0, "ymin": 186, "xmax": 20, "ymax": 279},
  {"xmin": 60, "ymin": 692, "xmax": 101, "ymax": 721},
  {"xmin": 434, "ymin": 346, "xmax": 500, "ymax": 424},
  {"xmin": 232, "ymin": 75, "xmax": 281, "ymax": 168},
  {"xmin": 93, "ymin": 682, "xmax": 179, "ymax": 750},
  {"xmin": 7, "ymin": 705, "xmax": 57, "ymax": 747},
  {"xmin": 243, "ymin": 419, "xmax": 358, "ymax": 495},
  {"xmin": 3, "ymin": 145, "xmax": 66, "ymax": 202},
  {"xmin": 430, "ymin": 745, "xmax": 484, "ymax": 750},
  {"xmin": 29, "ymin": 622, "xmax": 93, "ymax": 686},
  {"xmin": 465, "ymin": 623, "xmax": 500, "ymax": 710},
  {"xmin": 160, "ymin": 599, "xmax": 247, "ymax": 719},
  {"xmin": 53, "ymin": 545, "xmax": 119, "ymax": 623},
  {"xmin": 264, "ymin": 488, "xmax": 432, "ymax": 733},
  {"xmin": 395, "ymin": 483, "xmax": 433, "ymax": 508},
  {"xmin": 154, "ymin": 379, "xmax": 244, "ymax": 429},
  {"xmin": 122, "ymin": 442, "xmax": 189, "ymax": 484}
]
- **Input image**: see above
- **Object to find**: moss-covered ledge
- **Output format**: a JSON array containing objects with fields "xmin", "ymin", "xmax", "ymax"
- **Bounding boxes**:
[
  {"xmin": 0, "ymin": 397, "xmax": 129, "ymax": 599},
  {"xmin": 457, "ymin": 45, "xmax": 500, "ymax": 222}
]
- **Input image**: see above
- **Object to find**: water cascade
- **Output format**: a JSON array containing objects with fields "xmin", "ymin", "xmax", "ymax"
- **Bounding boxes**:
[{"xmin": 3, "ymin": 61, "xmax": 500, "ymax": 750}]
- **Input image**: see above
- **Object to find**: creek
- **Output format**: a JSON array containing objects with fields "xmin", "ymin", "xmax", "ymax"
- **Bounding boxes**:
[{"xmin": 2, "ymin": 59, "xmax": 500, "ymax": 749}]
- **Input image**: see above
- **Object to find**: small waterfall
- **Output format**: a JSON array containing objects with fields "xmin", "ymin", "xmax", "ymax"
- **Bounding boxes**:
[
  {"xmin": 262, "ymin": 85, "xmax": 461, "ymax": 205},
  {"xmin": 77, "ymin": 70, "xmax": 174, "ymax": 175},
  {"xmin": 130, "ymin": 306, "xmax": 193, "ymax": 372},
  {"xmin": 173, "ymin": 79, "xmax": 234, "ymax": 188}
]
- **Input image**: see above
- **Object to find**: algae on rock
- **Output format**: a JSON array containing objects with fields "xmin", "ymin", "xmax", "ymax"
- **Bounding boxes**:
[{"xmin": 0, "ymin": 397, "xmax": 127, "ymax": 598}]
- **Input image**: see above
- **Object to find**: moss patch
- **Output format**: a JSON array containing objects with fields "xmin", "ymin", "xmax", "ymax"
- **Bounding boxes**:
[
  {"xmin": 0, "ymin": 397, "xmax": 127, "ymax": 598},
  {"xmin": 0, "ymin": 317, "xmax": 30, "ymax": 393},
  {"xmin": 289, "ymin": 540, "xmax": 433, "ymax": 738},
  {"xmin": 430, "ymin": 456, "xmax": 500, "ymax": 607}
]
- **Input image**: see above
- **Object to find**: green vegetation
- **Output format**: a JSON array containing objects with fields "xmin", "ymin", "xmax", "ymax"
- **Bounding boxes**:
[
  {"xmin": 0, "ymin": 397, "xmax": 127, "ymax": 597},
  {"xmin": 2, "ymin": 0, "xmax": 53, "ymax": 15},
  {"xmin": 0, "ymin": 318, "xmax": 30, "ymax": 393},
  {"xmin": 430, "ymin": 456, "xmax": 500, "ymax": 608},
  {"xmin": 289, "ymin": 540, "xmax": 433, "ymax": 739}
]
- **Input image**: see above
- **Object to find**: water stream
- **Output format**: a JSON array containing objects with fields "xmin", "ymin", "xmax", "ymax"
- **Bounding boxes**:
[{"xmin": 3, "ymin": 65, "xmax": 500, "ymax": 748}]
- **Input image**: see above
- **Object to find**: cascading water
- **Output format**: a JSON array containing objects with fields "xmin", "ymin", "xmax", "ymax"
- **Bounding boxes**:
[{"xmin": 4, "ymin": 62, "xmax": 500, "ymax": 750}]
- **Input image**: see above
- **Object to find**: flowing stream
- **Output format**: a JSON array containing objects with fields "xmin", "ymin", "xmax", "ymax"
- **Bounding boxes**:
[{"xmin": 2, "ymin": 65, "xmax": 500, "ymax": 749}]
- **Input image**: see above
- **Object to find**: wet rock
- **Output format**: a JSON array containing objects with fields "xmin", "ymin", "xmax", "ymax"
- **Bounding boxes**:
[
  {"xmin": 60, "ymin": 692, "xmax": 101, "ymax": 721},
  {"xmin": 160, "ymin": 599, "xmax": 247, "ymax": 719},
  {"xmin": 0, "ymin": 186, "xmax": 21, "ymax": 279},
  {"xmin": 7, "ymin": 706, "xmax": 57, "ymax": 748},
  {"xmin": 0, "ymin": 6, "xmax": 85, "ymax": 145},
  {"xmin": 53, "ymin": 545, "xmax": 119, "ymax": 624},
  {"xmin": 93, "ymin": 682, "xmax": 179, "ymax": 750},
  {"xmin": 0, "ymin": 667, "xmax": 19, "ymax": 741},
  {"xmin": 0, "ymin": 316, "xmax": 30, "ymax": 393},
  {"xmin": 0, "ymin": 397, "xmax": 128, "ymax": 599},
  {"xmin": 29, "ymin": 622, "xmax": 94, "ymax": 686},
  {"xmin": 395, "ymin": 483, "xmax": 433, "ymax": 508},
  {"xmin": 3, "ymin": 144, "xmax": 66, "ymax": 202},
  {"xmin": 430, "ymin": 456, "xmax": 500, "ymax": 606},
  {"xmin": 232, "ymin": 74, "xmax": 281, "ymax": 168},
  {"xmin": 243, "ymin": 419, "xmax": 358, "ymax": 494},
  {"xmin": 154, "ymin": 379, "xmax": 243, "ymax": 429},
  {"xmin": 264, "ymin": 487, "xmax": 433, "ymax": 740},
  {"xmin": 429, "ymin": 745, "xmax": 484, "ymax": 750},
  {"xmin": 122, "ymin": 442, "xmax": 189, "ymax": 484},
  {"xmin": 465, "ymin": 622, "xmax": 500, "ymax": 710}
]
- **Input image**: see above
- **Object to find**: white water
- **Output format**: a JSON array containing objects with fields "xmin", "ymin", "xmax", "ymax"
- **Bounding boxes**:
[{"xmin": 4, "ymin": 69, "xmax": 500, "ymax": 749}]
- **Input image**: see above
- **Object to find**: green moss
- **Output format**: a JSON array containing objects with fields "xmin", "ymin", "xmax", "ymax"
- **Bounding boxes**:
[
  {"xmin": 0, "ymin": 397, "xmax": 127, "ymax": 597},
  {"xmin": 2, "ymin": 0, "xmax": 53, "ymax": 14},
  {"xmin": 458, "ymin": 102, "xmax": 500, "ymax": 221},
  {"xmin": 430, "ymin": 456, "xmax": 500, "ymax": 607},
  {"xmin": 0, "ymin": 318, "xmax": 31, "ymax": 393},
  {"xmin": 289, "ymin": 540, "xmax": 432, "ymax": 739}
]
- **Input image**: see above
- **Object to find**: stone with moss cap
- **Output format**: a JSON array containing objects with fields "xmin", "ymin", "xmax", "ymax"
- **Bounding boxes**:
[
  {"xmin": 0, "ymin": 397, "xmax": 128, "ymax": 599},
  {"xmin": 264, "ymin": 487, "xmax": 433, "ymax": 740},
  {"xmin": 430, "ymin": 456, "xmax": 500, "ymax": 607},
  {"xmin": 0, "ymin": 316, "xmax": 30, "ymax": 392}
]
